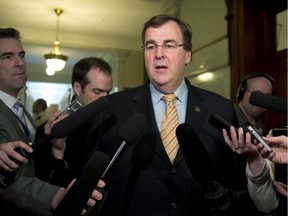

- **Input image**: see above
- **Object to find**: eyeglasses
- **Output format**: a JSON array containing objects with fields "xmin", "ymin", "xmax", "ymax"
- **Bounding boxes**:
[{"xmin": 142, "ymin": 41, "xmax": 185, "ymax": 53}]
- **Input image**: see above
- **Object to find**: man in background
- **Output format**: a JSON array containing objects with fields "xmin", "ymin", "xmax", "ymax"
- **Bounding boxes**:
[
  {"xmin": 32, "ymin": 98, "xmax": 50, "ymax": 126},
  {"xmin": 235, "ymin": 72, "xmax": 275, "ymax": 135},
  {"xmin": 35, "ymin": 56, "xmax": 113, "ymax": 187},
  {"xmin": 71, "ymin": 57, "xmax": 113, "ymax": 106}
]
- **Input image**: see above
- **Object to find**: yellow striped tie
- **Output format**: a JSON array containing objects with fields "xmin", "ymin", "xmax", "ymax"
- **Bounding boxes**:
[{"xmin": 160, "ymin": 93, "xmax": 179, "ymax": 163}]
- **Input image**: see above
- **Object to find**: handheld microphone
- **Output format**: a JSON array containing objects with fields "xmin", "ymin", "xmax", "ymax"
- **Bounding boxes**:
[
  {"xmin": 249, "ymin": 91, "xmax": 287, "ymax": 113},
  {"xmin": 176, "ymin": 123, "xmax": 232, "ymax": 212},
  {"xmin": 176, "ymin": 123, "xmax": 214, "ymax": 184},
  {"xmin": 209, "ymin": 114, "xmax": 273, "ymax": 152},
  {"xmin": 131, "ymin": 132, "xmax": 156, "ymax": 170},
  {"xmin": 86, "ymin": 113, "xmax": 148, "ymax": 216},
  {"xmin": 51, "ymin": 96, "xmax": 110, "ymax": 138},
  {"xmin": 52, "ymin": 151, "xmax": 111, "ymax": 216},
  {"xmin": 120, "ymin": 132, "xmax": 156, "ymax": 216},
  {"xmin": 101, "ymin": 113, "xmax": 148, "ymax": 179},
  {"xmin": 208, "ymin": 114, "xmax": 235, "ymax": 140},
  {"xmin": 33, "ymin": 96, "xmax": 109, "ymax": 150}
]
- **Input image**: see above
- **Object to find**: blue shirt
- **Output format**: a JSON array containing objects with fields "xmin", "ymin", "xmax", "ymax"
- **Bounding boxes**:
[{"xmin": 150, "ymin": 80, "xmax": 188, "ymax": 131}]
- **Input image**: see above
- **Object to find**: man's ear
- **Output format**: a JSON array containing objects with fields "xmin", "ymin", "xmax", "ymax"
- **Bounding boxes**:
[{"xmin": 73, "ymin": 82, "xmax": 81, "ymax": 96}]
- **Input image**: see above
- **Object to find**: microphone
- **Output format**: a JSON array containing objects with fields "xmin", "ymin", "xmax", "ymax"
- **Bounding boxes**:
[
  {"xmin": 33, "ymin": 97, "xmax": 109, "ymax": 149},
  {"xmin": 100, "ymin": 113, "xmax": 148, "ymax": 179},
  {"xmin": 176, "ymin": 123, "xmax": 214, "ymax": 184},
  {"xmin": 51, "ymin": 96, "xmax": 109, "ymax": 138},
  {"xmin": 52, "ymin": 151, "xmax": 111, "ymax": 216},
  {"xmin": 131, "ymin": 132, "xmax": 156, "ymax": 170},
  {"xmin": 120, "ymin": 132, "xmax": 156, "ymax": 216},
  {"xmin": 0, "ymin": 98, "xmax": 109, "ymax": 189},
  {"xmin": 176, "ymin": 123, "xmax": 233, "ymax": 212},
  {"xmin": 249, "ymin": 91, "xmax": 287, "ymax": 113},
  {"xmin": 208, "ymin": 114, "xmax": 235, "ymax": 140},
  {"xmin": 86, "ymin": 113, "xmax": 148, "ymax": 216}
]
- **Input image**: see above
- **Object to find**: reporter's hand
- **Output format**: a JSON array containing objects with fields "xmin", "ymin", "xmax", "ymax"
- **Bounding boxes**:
[
  {"xmin": 51, "ymin": 138, "xmax": 66, "ymax": 160},
  {"xmin": 51, "ymin": 179, "xmax": 106, "ymax": 215},
  {"xmin": 0, "ymin": 141, "xmax": 33, "ymax": 171},
  {"xmin": 223, "ymin": 127, "xmax": 265, "ymax": 175},
  {"xmin": 222, "ymin": 127, "xmax": 260, "ymax": 159},
  {"xmin": 258, "ymin": 136, "xmax": 288, "ymax": 164},
  {"xmin": 44, "ymin": 110, "xmax": 68, "ymax": 135},
  {"xmin": 44, "ymin": 111, "xmax": 68, "ymax": 160}
]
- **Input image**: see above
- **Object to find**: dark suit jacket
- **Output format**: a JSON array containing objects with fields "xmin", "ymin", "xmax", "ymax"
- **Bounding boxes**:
[
  {"xmin": 87, "ymin": 80, "xmax": 261, "ymax": 216},
  {"xmin": 0, "ymin": 99, "xmax": 60, "ymax": 216}
]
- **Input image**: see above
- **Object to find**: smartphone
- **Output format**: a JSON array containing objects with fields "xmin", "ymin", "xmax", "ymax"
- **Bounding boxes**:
[
  {"xmin": 247, "ymin": 125, "xmax": 273, "ymax": 153},
  {"xmin": 58, "ymin": 99, "xmax": 82, "ymax": 118}
]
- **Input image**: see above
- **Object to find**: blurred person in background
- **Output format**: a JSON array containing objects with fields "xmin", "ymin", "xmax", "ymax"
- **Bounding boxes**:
[{"xmin": 32, "ymin": 98, "xmax": 50, "ymax": 127}]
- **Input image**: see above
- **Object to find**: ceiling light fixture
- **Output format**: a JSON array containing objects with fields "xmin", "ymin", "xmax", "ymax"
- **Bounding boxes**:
[{"xmin": 44, "ymin": 8, "xmax": 68, "ymax": 74}]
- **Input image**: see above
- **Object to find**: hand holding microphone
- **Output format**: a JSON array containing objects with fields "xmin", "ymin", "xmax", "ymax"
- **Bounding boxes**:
[
  {"xmin": 0, "ymin": 97, "xmax": 110, "ymax": 189},
  {"xmin": 51, "ymin": 151, "xmax": 111, "ymax": 216},
  {"xmin": 87, "ymin": 113, "xmax": 149, "ymax": 216},
  {"xmin": 51, "ymin": 96, "xmax": 110, "ymax": 139}
]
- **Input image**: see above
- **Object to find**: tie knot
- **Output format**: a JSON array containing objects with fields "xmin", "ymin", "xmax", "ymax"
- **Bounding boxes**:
[
  {"xmin": 13, "ymin": 101, "xmax": 23, "ymax": 111},
  {"xmin": 162, "ymin": 93, "xmax": 177, "ymax": 103}
]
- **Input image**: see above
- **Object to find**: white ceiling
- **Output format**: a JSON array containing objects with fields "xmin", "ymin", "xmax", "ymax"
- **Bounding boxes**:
[
  {"xmin": 0, "ymin": 0, "xmax": 183, "ymax": 104},
  {"xmin": 0, "ymin": 0, "xmax": 173, "ymax": 57}
]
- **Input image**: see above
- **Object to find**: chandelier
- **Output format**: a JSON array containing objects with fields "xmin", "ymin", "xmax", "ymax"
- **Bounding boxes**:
[{"xmin": 44, "ymin": 8, "xmax": 68, "ymax": 75}]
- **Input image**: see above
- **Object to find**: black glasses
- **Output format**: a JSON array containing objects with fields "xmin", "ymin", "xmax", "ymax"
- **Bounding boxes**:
[{"xmin": 142, "ymin": 41, "xmax": 185, "ymax": 53}]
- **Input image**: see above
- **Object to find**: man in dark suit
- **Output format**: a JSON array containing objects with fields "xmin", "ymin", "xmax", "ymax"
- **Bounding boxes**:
[
  {"xmin": 35, "ymin": 57, "xmax": 113, "ymax": 187},
  {"xmin": 85, "ymin": 14, "xmax": 262, "ymax": 216},
  {"xmin": 0, "ymin": 27, "xmax": 104, "ymax": 216}
]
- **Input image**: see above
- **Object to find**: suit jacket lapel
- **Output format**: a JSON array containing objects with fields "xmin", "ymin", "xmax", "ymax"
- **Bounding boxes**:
[
  {"xmin": 185, "ymin": 84, "xmax": 209, "ymax": 130},
  {"xmin": 0, "ymin": 99, "xmax": 28, "ymax": 142},
  {"xmin": 173, "ymin": 81, "xmax": 209, "ymax": 166}
]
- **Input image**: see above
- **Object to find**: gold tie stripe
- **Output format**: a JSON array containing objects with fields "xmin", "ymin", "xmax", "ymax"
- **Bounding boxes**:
[{"xmin": 160, "ymin": 93, "xmax": 179, "ymax": 163}]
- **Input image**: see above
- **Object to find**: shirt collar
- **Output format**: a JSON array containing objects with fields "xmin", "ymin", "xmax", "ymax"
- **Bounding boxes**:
[
  {"xmin": 0, "ymin": 90, "xmax": 19, "ymax": 109},
  {"xmin": 149, "ymin": 79, "xmax": 187, "ymax": 104}
]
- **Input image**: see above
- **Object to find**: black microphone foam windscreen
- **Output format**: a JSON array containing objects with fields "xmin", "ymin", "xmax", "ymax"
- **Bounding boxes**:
[
  {"xmin": 52, "ymin": 151, "xmax": 111, "ymax": 216},
  {"xmin": 100, "ymin": 113, "xmax": 148, "ymax": 179},
  {"xmin": 176, "ymin": 123, "xmax": 214, "ymax": 185},
  {"xmin": 249, "ymin": 91, "xmax": 287, "ymax": 113},
  {"xmin": 131, "ymin": 132, "xmax": 156, "ymax": 170},
  {"xmin": 118, "ymin": 113, "xmax": 148, "ymax": 144},
  {"xmin": 51, "ymin": 97, "xmax": 109, "ymax": 138}
]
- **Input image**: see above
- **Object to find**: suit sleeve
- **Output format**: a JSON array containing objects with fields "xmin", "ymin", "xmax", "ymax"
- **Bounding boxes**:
[{"xmin": 0, "ymin": 175, "xmax": 60, "ymax": 216}]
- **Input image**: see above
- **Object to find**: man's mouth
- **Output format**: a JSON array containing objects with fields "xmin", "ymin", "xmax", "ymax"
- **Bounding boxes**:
[{"xmin": 155, "ymin": 65, "xmax": 168, "ymax": 70}]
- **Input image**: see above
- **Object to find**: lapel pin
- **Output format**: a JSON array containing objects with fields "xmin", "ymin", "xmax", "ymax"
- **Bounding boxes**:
[{"xmin": 195, "ymin": 106, "xmax": 201, "ymax": 112}]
